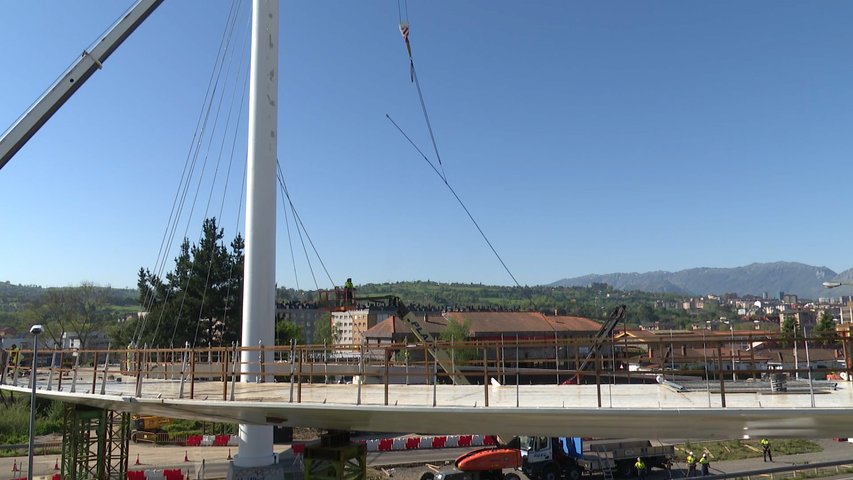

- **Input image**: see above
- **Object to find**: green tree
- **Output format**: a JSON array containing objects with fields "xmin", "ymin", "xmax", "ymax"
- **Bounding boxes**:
[
  {"xmin": 781, "ymin": 315, "xmax": 797, "ymax": 348},
  {"xmin": 813, "ymin": 311, "xmax": 837, "ymax": 347},
  {"xmin": 314, "ymin": 313, "xmax": 337, "ymax": 345},
  {"xmin": 441, "ymin": 318, "xmax": 477, "ymax": 364},
  {"xmin": 276, "ymin": 315, "xmax": 304, "ymax": 345},
  {"xmin": 134, "ymin": 218, "xmax": 244, "ymax": 348},
  {"xmin": 40, "ymin": 282, "xmax": 112, "ymax": 350}
]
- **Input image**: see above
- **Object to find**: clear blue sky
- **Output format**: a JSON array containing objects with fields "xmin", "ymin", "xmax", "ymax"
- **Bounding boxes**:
[{"xmin": 2, "ymin": 1, "xmax": 853, "ymax": 290}]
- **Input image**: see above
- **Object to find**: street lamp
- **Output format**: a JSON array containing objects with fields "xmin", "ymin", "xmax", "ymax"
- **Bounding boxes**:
[{"xmin": 27, "ymin": 324, "xmax": 43, "ymax": 480}]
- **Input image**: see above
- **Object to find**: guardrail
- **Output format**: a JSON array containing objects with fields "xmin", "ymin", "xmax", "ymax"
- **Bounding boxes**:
[{"xmin": 701, "ymin": 458, "xmax": 853, "ymax": 480}]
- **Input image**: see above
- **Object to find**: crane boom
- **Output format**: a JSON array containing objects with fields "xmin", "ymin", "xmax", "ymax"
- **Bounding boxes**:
[{"xmin": 0, "ymin": 0, "xmax": 164, "ymax": 171}]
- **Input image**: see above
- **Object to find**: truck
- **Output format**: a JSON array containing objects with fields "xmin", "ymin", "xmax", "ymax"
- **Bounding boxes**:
[
  {"xmin": 423, "ymin": 436, "xmax": 673, "ymax": 480},
  {"xmin": 132, "ymin": 415, "xmax": 172, "ymax": 433},
  {"xmin": 519, "ymin": 436, "xmax": 674, "ymax": 480},
  {"xmin": 423, "ymin": 444, "xmax": 522, "ymax": 480}
]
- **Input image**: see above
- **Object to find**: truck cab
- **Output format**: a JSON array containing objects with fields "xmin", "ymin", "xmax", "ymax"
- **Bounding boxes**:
[{"xmin": 519, "ymin": 436, "xmax": 583, "ymax": 480}]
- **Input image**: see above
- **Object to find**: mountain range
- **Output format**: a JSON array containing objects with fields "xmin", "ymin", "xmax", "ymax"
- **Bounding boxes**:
[{"xmin": 550, "ymin": 262, "xmax": 853, "ymax": 299}]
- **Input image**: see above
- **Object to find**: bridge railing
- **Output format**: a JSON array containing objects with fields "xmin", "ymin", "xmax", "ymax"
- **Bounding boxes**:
[{"xmin": 2, "ymin": 331, "xmax": 850, "ymax": 408}]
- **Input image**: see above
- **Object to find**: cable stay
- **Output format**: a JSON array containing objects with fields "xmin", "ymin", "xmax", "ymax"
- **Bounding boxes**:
[
  {"xmin": 134, "ymin": 3, "xmax": 250, "ymax": 348},
  {"xmin": 275, "ymin": 160, "xmax": 336, "ymax": 291}
]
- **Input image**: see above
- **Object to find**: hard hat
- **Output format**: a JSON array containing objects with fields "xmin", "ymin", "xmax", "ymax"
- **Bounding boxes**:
[
  {"xmin": 702, "ymin": 453, "xmax": 707, "ymax": 456},
  {"xmin": 689, "ymin": 452, "xmax": 693, "ymax": 455},
  {"xmin": 637, "ymin": 457, "xmax": 641, "ymax": 461}
]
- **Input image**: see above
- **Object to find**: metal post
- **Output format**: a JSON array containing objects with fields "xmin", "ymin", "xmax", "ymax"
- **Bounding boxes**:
[
  {"xmin": 554, "ymin": 331, "xmax": 559, "ymax": 385},
  {"xmin": 46, "ymin": 345, "xmax": 57, "ymax": 391},
  {"xmin": 515, "ymin": 336, "xmax": 520, "ymax": 408},
  {"xmin": 27, "ymin": 326, "xmax": 42, "ymax": 480},
  {"xmin": 450, "ymin": 336, "xmax": 455, "ymax": 386},
  {"xmin": 483, "ymin": 347, "xmax": 489, "ymax": 407},
  {"xmin": 432, "ymin": 353, "xmax": 437, "ymax": 407},
  {"xmin": 91, "ymin": 351, "xmax": 99, "ymax": 394},
  {"xmin": 703, "ymin": 329, "xmax": 711, "ymax": 407},
  {"xmin": 731, "ymin": 326, "xmax": 736, "ymax": 382},
  {"xmin": 357, "ymin": 344, "xmax": 363, "ymax": 405},
  {"xmin": 384, "ymin": 347, "xmax": 389, "ymax": 406},
  {"xmin": 717, "ymin": 343, "xmax": 726, "ymax": 408},
  {"xmin": 595, "ymin": 349, "xmax": 601, "ymax": 408},
  {"xmin": 297, "ymin": 350, "xmax": 303, "ymax": 403},
  {"xmin": 230, "ymin": 342, "xmax": 239, "ymax": 402},
  {"xmin": 804, "ymin": 326, "xmax": 815, "ymax": 408},
  {"xmin": 289, "ymin": 339, "xmax": 295, "ymax": 402}
]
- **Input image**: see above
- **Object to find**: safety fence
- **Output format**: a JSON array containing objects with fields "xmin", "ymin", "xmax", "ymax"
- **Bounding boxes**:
[{"xmin": 2, "ymin": 331, "xmax": 851, "ymax": 409}]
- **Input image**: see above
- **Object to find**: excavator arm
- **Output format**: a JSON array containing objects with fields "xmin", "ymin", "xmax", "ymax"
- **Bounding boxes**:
[{"xmin": 0, "ymin": 0, "xmax": 164, "ymax": 170}]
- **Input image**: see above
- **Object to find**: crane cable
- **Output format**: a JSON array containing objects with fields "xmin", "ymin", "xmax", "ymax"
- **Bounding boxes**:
[
  {"xmin": 397, "ymin": 5, "xmax": 447, "ymax": 182},
  {"xmin": 391, "ymin": 8, "xmax": 535, "ymax": 311},
  {"xmin": 385, "ymin": 115, "xmax": 532, "ymax": 308}
]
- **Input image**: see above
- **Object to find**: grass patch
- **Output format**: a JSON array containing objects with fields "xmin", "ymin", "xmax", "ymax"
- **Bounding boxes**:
[{"xmin": 677, "ymin": 439, "xmax": 821, "ymax": 462}]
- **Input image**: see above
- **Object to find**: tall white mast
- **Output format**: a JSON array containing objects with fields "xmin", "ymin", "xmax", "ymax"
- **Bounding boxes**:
[{"xmin": 236, "ymin": 0, "xmax": 278, "ymax": 468}]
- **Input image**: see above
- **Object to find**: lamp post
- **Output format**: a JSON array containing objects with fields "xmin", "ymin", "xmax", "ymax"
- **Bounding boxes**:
[{"xmin": 27, "ymin": 324, "xmax": 43, "ymax": 480}]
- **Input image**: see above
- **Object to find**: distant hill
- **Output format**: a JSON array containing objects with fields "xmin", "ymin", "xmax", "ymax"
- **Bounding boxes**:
[{"xmin": 550, "ymin": 262, "xmax": 845, "ymax": 299}]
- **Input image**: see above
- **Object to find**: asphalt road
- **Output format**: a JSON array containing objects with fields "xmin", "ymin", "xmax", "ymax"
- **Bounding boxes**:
[{"xmin": 3, "ymin": 439, "xmax": 853, "ymax": 480}]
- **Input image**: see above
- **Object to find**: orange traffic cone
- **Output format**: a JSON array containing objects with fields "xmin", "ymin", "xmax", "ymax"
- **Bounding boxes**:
[
  {"xmin": 184, "ymin": 451, "xmax": 189, "ymax": 462},
  {"xmin": 227, "ymin": 449, "xmax": 232, "ymax": 460},
  {"xmin": 54, "ymin": 458, "xmax": 60, "ymax": 470},
  {"xmin": 135, "ymin": 454, "xmax": 141, "ymax": 466},
  {"xmin": 12, "ymin": 460, "xmax": 18, "ymax": 472}
]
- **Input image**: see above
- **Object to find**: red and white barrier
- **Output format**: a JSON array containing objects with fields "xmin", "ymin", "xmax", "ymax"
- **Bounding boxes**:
[
  {"xmin": 126, "ymin": 468, "xmax": 187, "ymax": 480},
  {"xmin": 362, "ymin": 435, "xmax": 497, "ymax": 452}
]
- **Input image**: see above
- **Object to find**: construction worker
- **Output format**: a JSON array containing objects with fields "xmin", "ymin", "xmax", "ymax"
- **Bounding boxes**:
[
  {"xmin": 699, "ymin": 453, "xmax": 710, "ymax": 476},
  {"xmin": 634, "ymin": 457, "xmax": 647, "ymax": 480},
  {"xmin": 344, "ymin": 278, "xmax": 354, "ymax": 304},
  {"xmin": 8, "ymin": 344, "xmax": 19, "ymax": 367},
  {"xmin": 761, "ymin": 438, "xmax": 772, "ymax": 462},
  {"xmin": 686, "ymin": 451, "xmax": 697, "ymax": 477}
]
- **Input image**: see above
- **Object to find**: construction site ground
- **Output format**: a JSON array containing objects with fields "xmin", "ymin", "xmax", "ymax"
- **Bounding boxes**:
[{"xmin": 3, "ymin": 437, "xmax": 853, "ymax": 480}]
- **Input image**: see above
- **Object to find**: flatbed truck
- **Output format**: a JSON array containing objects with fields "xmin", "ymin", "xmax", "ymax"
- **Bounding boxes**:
[{"xmin": 519, "ymin": 437, "xmax": 674, "ymax": 480}]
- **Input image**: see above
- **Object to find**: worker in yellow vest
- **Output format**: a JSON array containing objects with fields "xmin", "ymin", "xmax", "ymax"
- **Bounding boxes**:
[
  {"xmin": 344, "ymin": 278, "xmax": 354, "ymax": 304},
  {"xmin": 761, "ymin": 438, "xmax": 772, "ymax": 462},
  {"xmin": 686, "ymin": 451, "xmax": 697, "ymax": 477},
  {"xmin": 699, "ymin": 453, "xmax": 710, "ymax": 476},
  {"xmin": 9, "ymin": 344, "xmax": 19, "ymax": 367},
  {"xmin": 634, "ymin": 457, "xmax": 647, "ymax": 480}
]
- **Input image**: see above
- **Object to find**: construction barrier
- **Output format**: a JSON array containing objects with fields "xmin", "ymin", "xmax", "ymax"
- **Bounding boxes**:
[
  {"xmin": 361, "ymin": 434, "xmax": 494, "ymax": 452},
  {"xmin": 126, "ymin": 468, "xmax": 189, "ymax": 480}
]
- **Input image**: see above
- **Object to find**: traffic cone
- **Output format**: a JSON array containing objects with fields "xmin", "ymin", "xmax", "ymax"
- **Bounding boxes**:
[
  {"xmin": 135, "ymin": 454, "xmax": 141, "ymax": 466},
  {"xmin": 54, "ymin": 458, "xmax": 60, "ymax": 470},
  {"xmin": 184, "ymin": 451, "xmax": 189, "ymax": 462},
  {"xmin": 12, "ymin": 460, "xmax": 18, "ymax": 472},
  {"xmin": 227, "ymin": 449, "xmax": 232, "ymax": 460}
]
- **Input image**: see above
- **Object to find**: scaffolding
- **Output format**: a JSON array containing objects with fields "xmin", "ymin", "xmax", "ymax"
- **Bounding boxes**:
[
  {"xmin": 61, "ymin": 404, "xmax": 130, "ymax": 480},
  {"xmin": 304, "ymin": 431, "xmax": 366, "ymax": 480}
]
